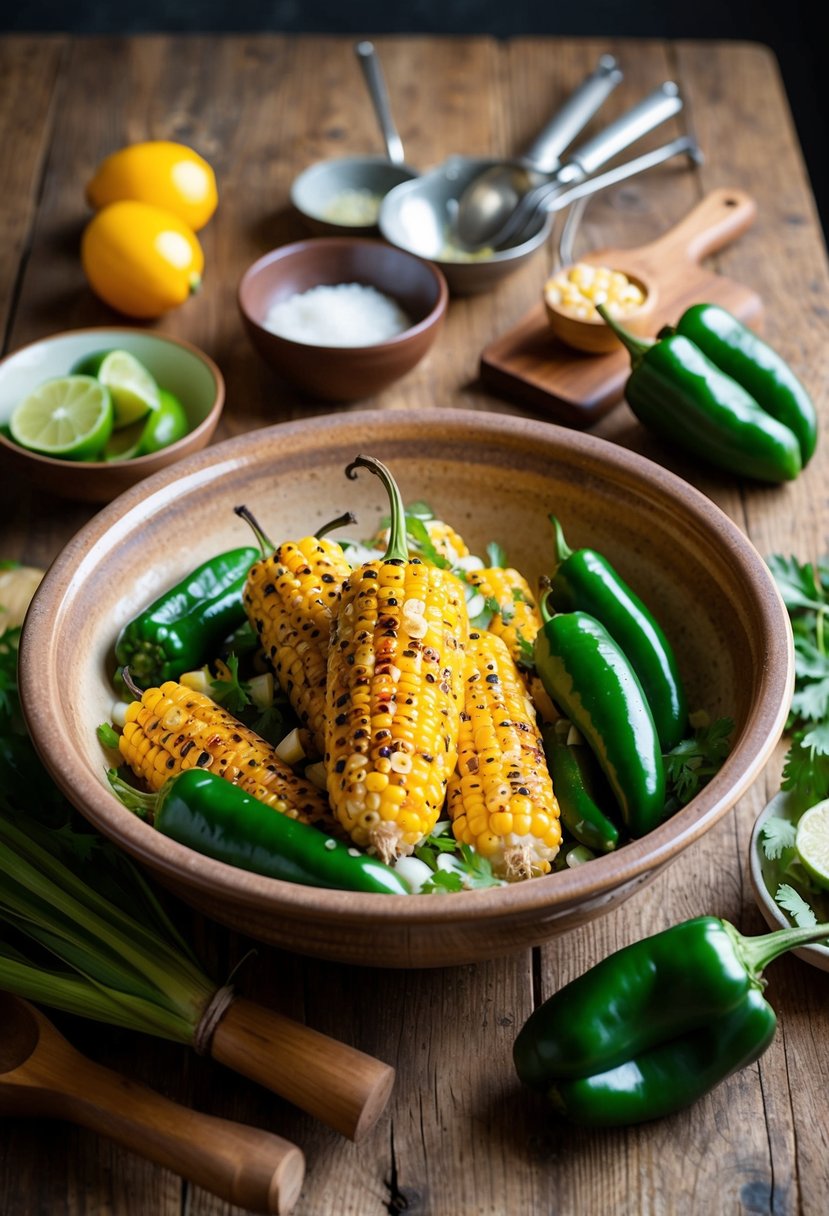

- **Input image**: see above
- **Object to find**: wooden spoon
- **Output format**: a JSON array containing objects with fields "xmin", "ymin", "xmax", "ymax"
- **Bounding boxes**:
[{"xmin": 0, "ymin": 993, "xmax": 305, "ymax": 1216}]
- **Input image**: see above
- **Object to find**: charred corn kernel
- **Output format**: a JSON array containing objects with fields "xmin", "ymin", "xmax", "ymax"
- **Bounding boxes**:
[
  {"xmin": 544, "ymin": 262, "xmax": 647, "ymax": 321},
  {"xmin": 237, "ymin": 507, "xmax": 352, "ymax": 758},
  {"xmin": 326, "ymin": 457, "xmax": 468, "ymax": 862},
  {"xmin": 465, "ymin": 566, "xmax": 541, "ymax": 668},
  {"xmin": 448, "ymin": 631, "xmax": 561, "ymax": 881},
  {"xmin": 119, "ymin": 679, "xmax": 333, "ymax": 827}
]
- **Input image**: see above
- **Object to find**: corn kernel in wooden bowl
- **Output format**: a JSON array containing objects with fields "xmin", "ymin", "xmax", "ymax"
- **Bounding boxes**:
[{"xmin": 544, "ymin": 262, "xmax": 655, "ymax": 355}]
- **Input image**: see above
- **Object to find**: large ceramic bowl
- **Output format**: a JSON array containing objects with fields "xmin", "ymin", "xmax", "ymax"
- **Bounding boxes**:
[
  {"xmin": 19, "ymin": 409, "xmax": 793, "ymax": 968},
  {"xmin": 0, "ymin": 328, "xmax": 225, "ymax": 503}
]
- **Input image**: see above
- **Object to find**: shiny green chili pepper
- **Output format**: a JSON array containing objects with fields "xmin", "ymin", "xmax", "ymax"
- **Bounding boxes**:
[
  {"xmin": 534, "ymin": 602, "xmax": 665, "ymax": 837},
  {"xmin": 662, "ymin": 303, "xmax": 817, "ymax": 466},
  {"xmin": 108, "ymin": 768, "xmax": 411, "ymax": 895},
  {"xmin": 546, "ymin": 515, "xmax": 688, "ymax": 750},
  {"xmin": 598, "ymin": 304, "xmax": 803, "ymax": 484},
  {"xmin": 546, "ymin": 987, "xmax": 777, "ymax": 1127},
  {"xmin": 114, "ymin": 547, "xmax": 258, "ymax": 687},
  {"xmin": 541, "ymin": 721, "xmax": 620, "ymax": 853},
  {"xmin": 513, "ymin": 914, "xmax": 829, "ymax": 1126}
]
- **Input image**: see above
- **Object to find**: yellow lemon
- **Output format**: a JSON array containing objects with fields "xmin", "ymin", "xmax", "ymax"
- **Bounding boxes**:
[
  {"xmin": 86, "ymin": 140, "xmax": 218, "ymax": 231},
  {"xmin": 81, "ymin": 200, "xmax": 204, "ymax": 319}
]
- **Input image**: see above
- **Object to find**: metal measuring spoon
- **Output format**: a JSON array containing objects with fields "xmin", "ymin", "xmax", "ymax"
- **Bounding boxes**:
[
  {"xmin": 0, "ymin": 992, "xmax": 305, "ymax": 1214},
  {"xmin": 290, "ymin": 41, "xmax": 417, "ymax": 235},
  {"xmin": 455, "ymin": 53, "xmax": 623, "ymax": 248}
]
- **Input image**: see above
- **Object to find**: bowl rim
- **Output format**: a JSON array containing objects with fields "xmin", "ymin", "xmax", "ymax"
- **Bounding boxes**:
[
  {"xmin": 237, "ymin": 236, "xmax": 449, "ymax": 354},
  {"xmin": 0, "ymin": 326, "xmax": 225, "ymax": 472},
  {"xmin": 20, "ymin": 407, "xmax": 794, "ymax": 930}
]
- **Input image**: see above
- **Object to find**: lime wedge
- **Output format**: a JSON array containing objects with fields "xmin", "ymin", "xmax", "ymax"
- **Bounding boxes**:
[
  {"xmin": 73, "ymin": 349, "xmax": 161, "ymax": 428},
  {"xmin": 795, "ymin": 801, "xmax": 829, "ymax": 889},
  {"xmin": 136, "ymin": 388, "xmax": 189, "ymax": 454},
  {"xmin": 103, "ymin": 418, "xmax": 145, "ymax": 461},
  {"xmin": 10, "ymin": 376, "xmax": 114, "ymax": 460}
]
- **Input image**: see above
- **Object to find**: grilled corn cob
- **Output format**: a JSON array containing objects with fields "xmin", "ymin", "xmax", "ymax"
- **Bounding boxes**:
[
  {"xmin": 235, "ymin": 507, "xmax": 353, "ymax": 758},
  {"xmin": 448, "ymin": 630, "xmax": 561, "ymax": 880},
  {"xmin": 118, "ymin": 677, "xmax": 332, "ymax": 826},
  {"xmin": 326, "ymin": 457, "xmax": 468, "ymax": 862},
  {"xmin": 465, "ymin": 566, "xmax": 541, "ymax": 667}
]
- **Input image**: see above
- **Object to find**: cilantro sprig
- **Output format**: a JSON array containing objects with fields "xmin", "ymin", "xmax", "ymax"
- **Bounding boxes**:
[
  {"xmin": 663, "ymin": 713, "xmax": 734, "ymax": 808},
  {"xmin": 768, "ymin": 553, "xmax": 829, "ymax": 801},
  {"xmin": 413, "ymin": 821, "xmax": 505, "ymax": 892}
]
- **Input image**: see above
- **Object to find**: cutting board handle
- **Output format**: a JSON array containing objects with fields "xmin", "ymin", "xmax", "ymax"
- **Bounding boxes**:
[{"xmin": 640, "ymin": 187, "xmax": 757, "ymax": 265}]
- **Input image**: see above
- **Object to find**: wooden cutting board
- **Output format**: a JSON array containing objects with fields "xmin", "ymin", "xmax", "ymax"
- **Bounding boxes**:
[{"xmin": 480, "ymin": 187, "xmax": 763, "ymax": 427}]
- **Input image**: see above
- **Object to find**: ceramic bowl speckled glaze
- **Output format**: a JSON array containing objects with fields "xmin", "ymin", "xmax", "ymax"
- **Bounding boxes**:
[
  {"xmin": 0, "ymin": 329, "xmax": 225, "ymax": 503},
  {"xmin": 19, "ymin": 409, "xmax": 793, "ymax": 968},
  {"xmin": 237, "ymin": 238, "xmax": 448, "ymax": 401}
]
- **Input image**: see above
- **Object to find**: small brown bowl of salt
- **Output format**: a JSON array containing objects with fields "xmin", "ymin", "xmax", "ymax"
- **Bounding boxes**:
[{"xmin": 238, "ymin": 237, "xmax": 449, "ymax": 401}]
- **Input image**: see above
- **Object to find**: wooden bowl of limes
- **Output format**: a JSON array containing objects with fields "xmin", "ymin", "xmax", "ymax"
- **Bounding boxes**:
[{"xmin": 0, "ymin": 328, "xmax": 224, "ymax": 502}]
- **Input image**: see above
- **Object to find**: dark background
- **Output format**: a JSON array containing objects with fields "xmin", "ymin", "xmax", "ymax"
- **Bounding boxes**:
[{"xmin": 4, "ymin": 1, "xmax": 827, "ymax": 242}]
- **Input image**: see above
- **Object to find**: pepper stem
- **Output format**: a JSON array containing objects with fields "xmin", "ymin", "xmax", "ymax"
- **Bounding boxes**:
[
  {"xmin": 345, "ymin": 456, "xmax": 408, "ymax": 562},
  {"xmin": 233, "ymin": 503, "xmax": 272, "ymax": 557},
  {"xmin": 106, "ymin": 768, "xmax": 159, "ymax": 821},
  {"xmin": 316, "ymin": 510, "xmax": 357, "ymax": 540},
  {"xmin": 595, "ymin": 303, "xmax": 654, "ymax": 366},
  {"xmin": 724, "ymin": 918, "xmax": 829, "ymax": 981},
  {"xmin": 549, "ymin": 514, "xmax": 572, "ymax": 572},
  {"xmin": 538, "ymin": 574, "xmax": 554, "ymax": 626}
]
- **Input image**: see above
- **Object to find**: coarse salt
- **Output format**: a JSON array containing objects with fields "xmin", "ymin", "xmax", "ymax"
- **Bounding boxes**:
[{"xmin": 264, "ymin": 283, "xmax": 411, "ymax": 347}]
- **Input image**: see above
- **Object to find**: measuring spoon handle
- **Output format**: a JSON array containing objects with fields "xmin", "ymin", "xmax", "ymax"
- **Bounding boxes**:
[
  {"xmin": 523, "ymin": 53, "xmax": 623, "ymax": 172},
  {"xmin": 23, "ymin": 1036, "xmax": 305, "ymax": 1215},
  {"xmin": 565, "ymin": 81, "xmax": 684, "ymax": 180},
  {"xmin": 355, "ymin": 40, "xmax": 405, "ymax": 164}
]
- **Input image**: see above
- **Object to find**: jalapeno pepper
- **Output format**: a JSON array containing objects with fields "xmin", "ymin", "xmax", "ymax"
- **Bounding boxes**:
[
  {"xmin": 534, "ymin": 601, "xmax": 666, "ymax": 837},
  {"xmin": 546, "ymin": 515, "xmax": 688, "ymax": 750},
  {"xmin": 547, "ymin": 987, "xmax": 777, "ymax": 1126},
  {"xmin": 541, "ymin": 721, "xmax": 620, "ymax": 853},
  {"xmin": 598, "ymin": 303, "xmax": 804, "ymax": 484},
  {"xmin": 108, "ymin": 768, "xmax": 411, "ymax": 895},
  {"xmin": 114, "ymin": 547, "xmax": 258, "ymax": 687},
  {"xmin": 514, "ymin": 914, "xmax": 829, "ymax": 1126},
  {"xmin": 662, "ymin": 303, "xmax": 817, "ymax": 465}
]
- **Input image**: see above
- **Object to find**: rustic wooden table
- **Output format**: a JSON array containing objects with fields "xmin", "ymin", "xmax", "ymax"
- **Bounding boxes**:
[{"xmin": 2, "ymin": 32, "xmax": 828, "ymax": 1216}]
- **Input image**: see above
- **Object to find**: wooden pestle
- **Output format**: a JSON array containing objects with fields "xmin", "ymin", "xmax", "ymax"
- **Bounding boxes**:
[{"xmin": 0, "ymin": 995, "xmax": 305, "ymax": 1215}]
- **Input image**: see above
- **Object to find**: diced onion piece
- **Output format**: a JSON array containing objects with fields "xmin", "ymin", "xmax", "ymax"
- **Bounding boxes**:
[{"xmin": 275, "ymin": 726, "xmax": 306, "ymax": 765}]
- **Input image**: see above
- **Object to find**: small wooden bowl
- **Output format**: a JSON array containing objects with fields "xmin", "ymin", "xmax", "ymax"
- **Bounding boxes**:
[
  {"xmin": 0, "ymin": 328, "xmax": 224, "ymax": 503},
  {"xmin": 19, "ymin": 409, "xmax": 793, "ymax": 968},
  {"xmin": 543, "ymin": 263, "xmax": 657, "ymax": 354},
  {"xmin": 238, "ymin": 237, "xmax": 448, "ymax": 401}
]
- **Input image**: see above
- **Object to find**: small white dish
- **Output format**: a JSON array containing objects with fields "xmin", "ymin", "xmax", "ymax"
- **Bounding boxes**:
[{"xmin": 749, "ymin": 789, "xmax": 829, "ymax": 972}]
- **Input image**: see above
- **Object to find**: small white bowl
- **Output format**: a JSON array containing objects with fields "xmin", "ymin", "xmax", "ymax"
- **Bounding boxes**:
[{"xmin": 749, "ymin": 790, "xmax": 829, "ymax": 972}]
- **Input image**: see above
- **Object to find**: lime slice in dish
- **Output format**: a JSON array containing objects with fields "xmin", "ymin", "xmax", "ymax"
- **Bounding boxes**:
[
  {"xmin": 795, "ymin": 801, "xmax": 829, "ymax": 890},
  {"xmin": 103, "ymin": 418, "xmax": 145, "ymax": 461},
  {"xmin": 73, "ymin": 348, "xmax": 160, "ymax": 428},
  {"xmin": 10, "ymin": 375, "xmax": 114, "ymax": 460},
  {"xmin": 136, "ymin": 388, "xmax": 189, "ymax": 454}
]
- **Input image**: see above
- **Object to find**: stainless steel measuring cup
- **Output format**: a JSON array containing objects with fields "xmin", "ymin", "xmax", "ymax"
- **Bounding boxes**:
[
  {"xmin": 290, "ymin": 41, "xmax": 418, "ymax": 236},
  {"xmin": 378, "ymin": 81, "xmax": 687, "ymax": 294}
]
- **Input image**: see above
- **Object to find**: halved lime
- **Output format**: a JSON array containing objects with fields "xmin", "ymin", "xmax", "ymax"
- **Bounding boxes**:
[
  {"xmin": 10, "ymin": 376, "xmax": 114, "ymax": 460},
  {"xmin": 795, "ymin": 801, "xmax": 829, "ymax": 890},
  {"xmin": 72, "ymin": 348, "xmax": 160, "ymax": 428}
]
